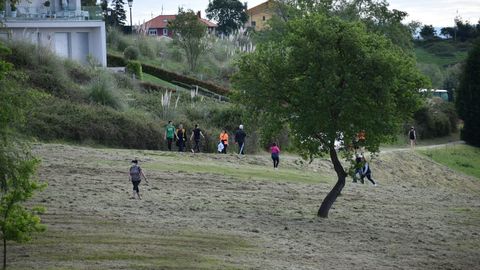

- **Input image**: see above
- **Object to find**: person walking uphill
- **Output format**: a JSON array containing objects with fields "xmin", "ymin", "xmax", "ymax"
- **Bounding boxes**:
[
  {"xmin": 270, "ymin": 143, "xmax": 280, "ymax": 169},
  {"xmin": 408, "ymin": 126, "xmax": 416, "ymax": 149},
  {"xmin": 164, "ymin": 120, "xmax": 175, "ymax": 151},
  {"xmin": 176, "ymin": 124, "xmax": 187, "ymax": 152},
  {"xmin": 190, "ymin": 124, "xmax": 205, "ymax": 153},
  {"xmin": 129, "ymin": 159, "xmax": 148, "ymax": 199},
  {"xmin": 219, "ymin": 130, "xmax": 229, "ymax": 154},
  {"xmin": 235, "ymin": 125, "xmax": 247, "ymax": 155}
]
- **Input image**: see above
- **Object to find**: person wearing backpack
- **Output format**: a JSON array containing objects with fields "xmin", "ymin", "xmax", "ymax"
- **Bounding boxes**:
[
  {"xmin": 129, "ymin": 159, "xmax": 148, "ymax": 199},
  {"xmin": 408, "ymin": 126, "xmax": 416, "ymax": 149}
]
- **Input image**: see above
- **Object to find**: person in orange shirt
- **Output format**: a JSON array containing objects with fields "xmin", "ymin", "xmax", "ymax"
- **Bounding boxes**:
[
  {"xmin": 219, "ymin": 130, "xmax": 229, "ymax": 154},
  {"xmin": 355, "ymin": 130, "xmax": 366, "ymax": 153}
]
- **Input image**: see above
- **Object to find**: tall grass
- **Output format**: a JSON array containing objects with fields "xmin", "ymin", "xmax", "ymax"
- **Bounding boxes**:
[{"xmin": 87, "ymin": 73, "xmax": 124, "ymax": 110}]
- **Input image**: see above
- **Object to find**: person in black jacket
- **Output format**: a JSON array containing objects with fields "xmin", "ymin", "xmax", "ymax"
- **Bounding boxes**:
[{"xmin": 234, "ymin": 124, "xmax": 247, "ymax": 155}]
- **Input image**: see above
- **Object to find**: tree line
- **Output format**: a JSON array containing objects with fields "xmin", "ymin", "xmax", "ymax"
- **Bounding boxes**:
[{"xmin": 420, "ymin": 17, "xmax": 480, "ymax": 41}]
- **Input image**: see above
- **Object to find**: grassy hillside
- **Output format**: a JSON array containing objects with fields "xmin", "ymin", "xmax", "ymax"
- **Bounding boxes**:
[
  {"xmin": 414, "ymin": 39, "xmax": 471, "ymax": 88},
  {"xmin": 8, "ymin": 143, "xmax": 480, "ymax": 269},
  {"xmin": 106, "ymin": 29, "xmax": 250, "ymax": 89},
  {"xmin": 419, "ymin": 144, "xmax": 480, "ymax": 178},
  {"xmin": 2, "ymin": 40, "xmax": 253, "ymax": 152}
]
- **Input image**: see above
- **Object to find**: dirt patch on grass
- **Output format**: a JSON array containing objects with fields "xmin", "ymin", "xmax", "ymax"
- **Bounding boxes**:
[{"xmin": 9, "ymin": 143, "xmax": 480, "ymax": 269}]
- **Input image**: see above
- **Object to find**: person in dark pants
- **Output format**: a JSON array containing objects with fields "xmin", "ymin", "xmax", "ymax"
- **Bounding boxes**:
[
  {"xmin": 360, "ymin": 157, "xmax": 377, "ymax": 186},
  {"xmin": 270, "ymin": 143, "xmax": 280, "ymax": 169},
  {"xmin": 408, "ymin": 126, "xmax": 416, "ymax": 149},
  {"xmin": 234, "ymin": 124, "xmax": 247, "ymax": 155},
  {"xmin": 164, "ymin": 120, "xmax": 175, "ymax": 151},
  {"xmin": 129, "ymin": 159, "xmax": 148, "ymax": 199},
  {"xmin": 176, "ymin": 124, "xmax": 187, "ymax": 152},
  {"xmin": 219, "ymin": 129, "xmax": 229, "ymax": 154},
  {"xmin": 190, "ymin": 124, "xmax": 205, "ymax": 153}
]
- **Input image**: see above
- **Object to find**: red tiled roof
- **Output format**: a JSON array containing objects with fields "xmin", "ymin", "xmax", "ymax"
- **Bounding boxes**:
[
  {"xmin": 199, "ymin": 18, "xmax": 217, "ymax": 28},
  {"xmin": 144, "ymin": 14, "xmax": 217, "ymax": 29},
  {"xmin": 144, "ymin": 15, "xmax": 176, "ymax": 29}
]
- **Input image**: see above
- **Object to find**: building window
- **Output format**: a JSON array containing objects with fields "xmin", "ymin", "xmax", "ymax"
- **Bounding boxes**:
[
  {"xmin": 163, "ymin": 28, "xmax": 168, "ymax": 36},
  {"xmin": 262, "ymin": 16, "xmax": 266, "ymax": 21},
  {"xmin": 148, "ymin": 29, "xmax": 157, "ymax": 36},
  {"xmin": 251, "ymin": 21, "xmax": 256, "ymax": 27}
]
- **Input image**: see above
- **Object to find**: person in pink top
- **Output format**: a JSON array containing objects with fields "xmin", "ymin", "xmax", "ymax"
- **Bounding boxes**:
[{"xmin": 270, "ymin": 143, "xmax": 281, "ymax": 169}]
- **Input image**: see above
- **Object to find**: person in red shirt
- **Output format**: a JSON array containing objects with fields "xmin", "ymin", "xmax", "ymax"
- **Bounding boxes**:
[{"xmin": 270, "ymin": 143, "xmax": 281, "ymax": 169}]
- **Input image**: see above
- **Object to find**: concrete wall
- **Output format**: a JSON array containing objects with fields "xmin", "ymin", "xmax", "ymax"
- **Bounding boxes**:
[{"xmin": 1, "ymin": 20, "xmax": 107, "ymax": 66}]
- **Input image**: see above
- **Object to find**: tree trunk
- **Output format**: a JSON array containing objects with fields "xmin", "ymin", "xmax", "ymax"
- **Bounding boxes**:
[{"xmin": 317, "ymin": 146, "xmax": 347, "ymax": 218}]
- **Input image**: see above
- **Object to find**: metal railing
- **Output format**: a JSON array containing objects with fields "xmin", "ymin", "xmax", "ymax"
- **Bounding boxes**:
[{"xmin": 1, "ymin": 5, "xmax": 102, "ymax": 21}]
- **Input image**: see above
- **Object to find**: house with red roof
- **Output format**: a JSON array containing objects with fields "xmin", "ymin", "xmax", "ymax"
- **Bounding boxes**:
[{"xmin": 144, "ymin": 11, "xmax": 217, "ymax": 38}]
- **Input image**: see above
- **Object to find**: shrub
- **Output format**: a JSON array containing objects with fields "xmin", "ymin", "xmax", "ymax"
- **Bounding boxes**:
[
  {"xmin": 64, "ymin": 59, "xmax": 94, "ymax": 84},
  {"xmin": 6, "ymin": 41, "xmax": 86, "ymax": 102},
  {"xmin": 25, "ymin": 97, "xmax": 164, "ymax": 150},
  {"xmin": 126, "ymin": 60, "xmax": 143, "ymax": 80},
  {"xmin": 87, "ymin": 73, "xmax": 124, "ymax": 110},
  {"xmin": 413, "ymin": 100, "xmax": 458, "ymax": 138},
  {"xmin": 170, "ymin": 48, "xmax": 183, "ymax": 62},
  {"xmin": 123, "ymin": 45, "xmax": 140, "ymax": 61},
  {"xmin": 136, "ymin": 37, "xmax": 156, "ymax": 59}
]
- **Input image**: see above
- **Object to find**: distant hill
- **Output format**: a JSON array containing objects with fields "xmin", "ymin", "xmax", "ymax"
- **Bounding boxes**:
[{"xmin": 414, "ymin": 39, "xmax": 472, "ymax": 67}]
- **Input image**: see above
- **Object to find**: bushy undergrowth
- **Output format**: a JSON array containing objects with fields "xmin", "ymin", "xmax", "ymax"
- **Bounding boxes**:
[
  {"xmin": 107, "ymin": 30, "xmax": 248, "ymax": 87},
  {"xmin": 26, "ymin": 96, "xmax": 164, "ymax": 149},
  {"xmin": 87, "ymin": 73, "xmax": 124, "ymax": 110},
  {"xmin": 6, "ymin": 41, "xmax": 86, "ymax": 101},
  {"xmin": 413, "ymin": 99, "xmax": 458, "ymax": 139}
]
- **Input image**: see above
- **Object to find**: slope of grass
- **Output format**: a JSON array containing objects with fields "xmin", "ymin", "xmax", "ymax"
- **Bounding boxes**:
[
  {"xmin": 419, "ymin": 144, "xmax": 480, "ymax": 179},
  {"xmin": 142, "ymin": 73, "xmax": 190, "ymax": 92},
  {"xmin": 13, "ymin": 216, "xmax": 252, "ymax": 270},
  {"xmin": 415, "ymin": 47, "xmax": 468, "ymax": 66}
]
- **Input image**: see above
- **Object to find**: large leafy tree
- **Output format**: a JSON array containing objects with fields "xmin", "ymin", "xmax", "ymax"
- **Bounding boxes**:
[
  {"xmin": 168, "ymin": 8, "xmax": 209, "ymax": 71},
  {"xmin": 233, "ymin": 14, "xmax": 426, "ymax": 218},
  {"xmin": 456, "ymin": 39, "xmax": 480, "ymax": 146},
  {"xmin": 420, "ymin": 24, "xmax": 436, "ymax": 40},
  {"xmin": 206, "ymin": 0, "xmax": 248, "ymax": 36},
  {"xmin": 0, "ymin": 42, "xmax": 46, "ymax": 269},
  {"xmin": 258, "ymin": 0, "xmax": 417, "ymax": 52}
]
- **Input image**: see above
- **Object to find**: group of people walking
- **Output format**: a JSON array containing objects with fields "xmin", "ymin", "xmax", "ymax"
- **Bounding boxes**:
[
  {"xmin": 130, "ymin": 123, "xmax": 429, "ymax": 198},
  {"xmin": 164, "ymin": 121, "xmax": 249, "ymax": 155}
]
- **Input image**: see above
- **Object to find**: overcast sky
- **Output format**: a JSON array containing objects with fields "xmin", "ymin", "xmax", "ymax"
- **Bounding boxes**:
[{"xmin": 130, "ymin": 0, "xmax": 480, "ymax": 27}]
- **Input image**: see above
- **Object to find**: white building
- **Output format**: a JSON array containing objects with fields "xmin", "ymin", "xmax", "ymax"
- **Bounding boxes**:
[{"xmin": 0, "ymin": 0, "xmax": 107, "ymax": 66}]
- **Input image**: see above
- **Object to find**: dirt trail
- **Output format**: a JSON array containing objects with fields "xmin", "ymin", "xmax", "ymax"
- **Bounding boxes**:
[{"xmin": 9, "ymin": 143, "xmax": 480, "ymax": 269}]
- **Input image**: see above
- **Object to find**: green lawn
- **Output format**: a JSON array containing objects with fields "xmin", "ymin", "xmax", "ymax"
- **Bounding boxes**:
[
  {"xmin": 142, "ymin": 73, "xmax": 189, "ymax": 92},
  {"xmin": 143, "ymin": 157, "xmax": 329, "ymax": 184},
  {"xmin": 419, "ymin": 144, "xmax": 480, "ymax": 179},
  {"xmin": 415, "ymin": 47, "xmax": 467, "ymax": 66}
]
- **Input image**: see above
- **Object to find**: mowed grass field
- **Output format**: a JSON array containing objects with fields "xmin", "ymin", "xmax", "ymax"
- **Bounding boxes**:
[{"xmin": 6, "ymin": 143, "xmax": 480, "ymax": 269}]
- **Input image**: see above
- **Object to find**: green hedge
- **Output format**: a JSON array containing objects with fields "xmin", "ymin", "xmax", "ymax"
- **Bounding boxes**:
[
  {"xmin": 126, "ymin": 60, "xmax": 143, "ymax": 80},
  {"xmin": 107, "ymin": 53, "xmax": 230, "ymax": 96}
]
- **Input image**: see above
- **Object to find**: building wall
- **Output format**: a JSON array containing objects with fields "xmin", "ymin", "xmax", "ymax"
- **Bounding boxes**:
[
  {"xmin": 247, "ymin": 11, "xmax": 272, "ymax": 31},
  {"xmin": 1, "ymin": 20, "xmax": 106, "ymax": 66}
]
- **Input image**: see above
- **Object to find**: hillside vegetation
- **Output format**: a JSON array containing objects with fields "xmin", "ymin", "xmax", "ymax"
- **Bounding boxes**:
[{"xmin": 2, "ymin": 40, "xmax": 255, "ymax": 152}]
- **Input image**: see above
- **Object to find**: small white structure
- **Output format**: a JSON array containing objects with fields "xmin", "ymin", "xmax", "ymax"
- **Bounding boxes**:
[{"xmin": 0, "ymin": 0, "xmax": 106, "ymax": 66}]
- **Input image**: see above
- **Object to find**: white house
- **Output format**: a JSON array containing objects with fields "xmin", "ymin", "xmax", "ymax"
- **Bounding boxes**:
[{"xmin": 0, "ymin": 0, "xmax": 107, "ymax": 66}]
